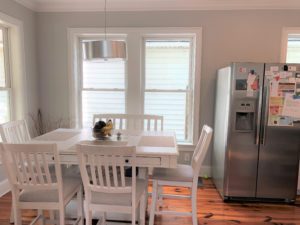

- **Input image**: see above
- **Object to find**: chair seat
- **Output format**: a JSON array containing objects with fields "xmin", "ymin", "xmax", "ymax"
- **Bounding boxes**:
[
  {"xmin": 152, "ymin": 164, "xmax": 194, "ymax": 183},
  {"xmin": 91, "ymin": 178, "xmax": 147, "ymax": 206},
  {"xmin": 19, "ymin": 177, "xmax": 81, "ymax": 203}
]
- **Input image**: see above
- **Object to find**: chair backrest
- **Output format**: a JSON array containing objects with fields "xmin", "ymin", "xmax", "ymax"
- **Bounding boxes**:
[
  {"xmin": 77, "ymin": 143, "xmax": 136, "ymax": 198},
  {"xmin": 93, "ymin": 114, "xmax": 163, "ymax": 131},
  {"xmin": 1, "ymin": 143, "xmax": 62, "ymax": 193},
  {"xmin": 0, "ymin": 120, "xmax": 31, "ymax": 143},
  {"xmin": 191, "ymin": 125, "xmax": 213, "ymax": 177}
]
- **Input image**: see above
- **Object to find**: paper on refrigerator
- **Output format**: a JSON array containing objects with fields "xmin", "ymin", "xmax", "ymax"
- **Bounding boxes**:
[{"xmin": 282, "ymin": 93, "xmax": 300, "ymax": 119}]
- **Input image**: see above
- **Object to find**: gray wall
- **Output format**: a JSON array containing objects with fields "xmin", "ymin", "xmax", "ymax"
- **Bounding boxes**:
[
  {"xmin": 36, "ymin": 10, "xmax": 300, "ymax": 168},
  {"xmin": 0, "ymin": 0, "xmax": 38, "ymax": 182}
]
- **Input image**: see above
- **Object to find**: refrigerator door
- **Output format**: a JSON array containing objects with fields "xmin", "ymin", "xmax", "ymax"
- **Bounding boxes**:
[
  {"xmin": 256, "ymin": 63, "xmax": 300, "ymax": 201},
  {"xmin": 224, "ymin": 63, "xmax": 264, "ymax": 198}
]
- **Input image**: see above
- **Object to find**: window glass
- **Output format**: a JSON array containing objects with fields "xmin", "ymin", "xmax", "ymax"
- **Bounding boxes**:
[
  {"xmin": 0, "ymin": 28, "xmax": 10, "ymax": 124},
  {"xmin": 286, "ymin": 34, "xmax": 300, "ymax": 63},
  {"xmin": 0, "ymin": 29, "xmax": 5, "ymax": 87},
  {"xmin": 144, "ymin": 40, "xmax": 192, "ymax": 142},
  {"xmin": 80, "ymin": 41, "xmax": 126, "ymax": 128}
]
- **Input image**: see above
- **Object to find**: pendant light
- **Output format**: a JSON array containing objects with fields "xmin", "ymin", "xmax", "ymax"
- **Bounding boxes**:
[{"xmin": 82, "ymin": 0, "xmax": 127, "ymax": 61}]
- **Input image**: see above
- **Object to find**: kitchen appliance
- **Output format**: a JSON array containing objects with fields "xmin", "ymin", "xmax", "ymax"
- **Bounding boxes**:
[{"xmin": 212, "ymin": 62, "xmax": 300, "ymax": 202}]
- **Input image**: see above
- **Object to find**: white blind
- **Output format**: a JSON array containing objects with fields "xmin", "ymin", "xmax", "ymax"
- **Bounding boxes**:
[
  {"xmin": 81, "ymin": 59, "xmax": 126, "ymax": 128},
  {"xmin": 144, "ymin": 40, "xmax": 192, "ymax": 142},
  {"xmin": 286, "ymin": 35, "xmax": 300, "ymax": 63}
]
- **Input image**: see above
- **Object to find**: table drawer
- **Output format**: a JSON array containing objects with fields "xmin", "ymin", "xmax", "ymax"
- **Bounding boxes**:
[{"xmin": 136, "ymin": 157, "xmax": 161, "ymax": 166}]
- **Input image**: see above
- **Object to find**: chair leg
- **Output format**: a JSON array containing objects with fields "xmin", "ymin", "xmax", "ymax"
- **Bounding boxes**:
[
  {"xmin": 12, "ymin": 206, "xmax": 21, "ymax": 225},
  {"xmin": 131, "ymin": 208, "xmax": 136, "ymax": 225},
  {"xmin": 85, "ymin": 203, "xmax": 92, "ymax": 225},
  {"xmin": 49, "ymin": 210, "xmax": 55, "ymax": 221},
  {"xmin": 139, "ymin": 191, "xmax": 146, "ymax": 225},
  {"xmin": 38, "ymin": 209, "xmax": 45, "ymax": 225},
  {"xmin": 9, "ymin": 205, "xmax": 14, "ymax": 223},
  {"xmin": 191, "ymin": 187, "xmax": 198, "ymax": 225},
  {"xmin": 77, "ymin": 186, "xmax": 84, "ymax": 225},
  {"xmin": 101, "ymin": 212, "xmax": 106, "ymax": 225},
  {"xmin": 59, "ymin": 206, "xmax": 65, "ymax": 225},
  {"xmin": 149, "ymin": 181, "xmax": 158, "ymax": 225},
  {"xmin": 157, "ymin": 185, "xmax": 163, "ymax": 207}
]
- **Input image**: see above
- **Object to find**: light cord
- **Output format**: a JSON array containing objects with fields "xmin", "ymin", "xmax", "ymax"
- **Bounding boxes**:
[{"xmin": 104, "ymin": 0, "xmax": 107, "ymax": 41}]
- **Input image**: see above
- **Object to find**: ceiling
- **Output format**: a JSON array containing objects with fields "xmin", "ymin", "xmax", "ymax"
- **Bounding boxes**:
[{"xmin": 14, "ymin": 0, "xmax": 300, "ymax": 12}]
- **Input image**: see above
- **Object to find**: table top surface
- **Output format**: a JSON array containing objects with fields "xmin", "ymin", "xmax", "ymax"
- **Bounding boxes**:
[{"xmin": 32, "ymin": 128, "xmax": 179, "ymax": 157}]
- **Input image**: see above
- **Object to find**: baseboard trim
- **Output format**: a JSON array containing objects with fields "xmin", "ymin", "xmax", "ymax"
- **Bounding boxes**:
[{"xmin": 0, "ymin": 179, "xmax": 10, "ymax": 197}]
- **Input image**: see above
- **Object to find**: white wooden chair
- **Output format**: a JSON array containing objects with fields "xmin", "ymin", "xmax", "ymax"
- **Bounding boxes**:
[
  {"xmin": 93, "ymin": 114, "xmax": 163, "ymax": 131},
  {"xmin": 0, "ymin": 119, "xmax": 31, "ymax": 143},
  {"xmin": 77, "ymin": 143, "xmax": 147, "ymax": 225},
  {"xmin": 149, "ymin": 125, "xmax": 213, "ymax": 225},
  {"xmin": 0, "ymin": 143, "xmax": 83, "ymax": 225}
]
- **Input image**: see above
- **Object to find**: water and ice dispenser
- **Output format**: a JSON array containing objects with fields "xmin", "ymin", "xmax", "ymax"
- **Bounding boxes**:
[{"xmin": 235, "ymin": 101, "xmax": 255, "ymax": 131}]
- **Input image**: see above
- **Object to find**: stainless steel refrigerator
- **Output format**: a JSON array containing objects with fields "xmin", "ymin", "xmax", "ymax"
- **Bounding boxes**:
[{"xmin": 212, "ymin": 62, "xmax": 300, "ymax": 202}]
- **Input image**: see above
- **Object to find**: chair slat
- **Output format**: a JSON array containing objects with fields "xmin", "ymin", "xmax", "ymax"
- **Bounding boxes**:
[
  {"xmin": 96, "ymin": 156, "xmax": 104, "ymax": 186},
  {"xmin": 90, "ymin": 155, "xmax": 98, "ymax": 186},
  {"xmin": 11, "ymin": 152, "xmax": 25, "ymax": 184},
  {"xmin": 103, "ymin": 155, "xmax": 111, "ymax": 188},
  {"xmin": 33, "ymin": 153, "xmax": 45, "ymax": 185},
  {"xmin": 119, "ymin": 156, "xmax": 126, "ymax": 187},
  {"xmin": 41, "ymin": 152, "xmax": 52, "ymax": 184},
  {"xmin": 24, "ymin": 153, "xmax": 37, "ymax": 185},
  {"xmin": 19, "ymin": 152, "xmax": 30, "ymax": 184},
  {"xmin": 111, "ymin": 155, "xmax": 118, "ymax": 187}
]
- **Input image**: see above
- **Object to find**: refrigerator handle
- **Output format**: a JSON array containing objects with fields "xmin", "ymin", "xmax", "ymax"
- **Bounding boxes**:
[
  {"xmin": 261, "ymin": 83, "xmax": 270, "ymax": 145},
  {"xmin": 255, "ymin": 78, "xmax": 263, "ymax": 145}
]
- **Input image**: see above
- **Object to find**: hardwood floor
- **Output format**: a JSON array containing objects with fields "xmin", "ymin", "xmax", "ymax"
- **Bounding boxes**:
[{"xmin": 0, "ymin": 179, "xmax": 299, "ymax": 225}]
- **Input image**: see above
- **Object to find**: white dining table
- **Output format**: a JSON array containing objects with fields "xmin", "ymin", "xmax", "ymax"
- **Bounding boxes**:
[
  {"xmin": 32, "ymin": 128, "xmax": 179, "ymax": 169},
  {"xmin": 10, "ymin": 128, "xmax": 179, "ymax": 222}
]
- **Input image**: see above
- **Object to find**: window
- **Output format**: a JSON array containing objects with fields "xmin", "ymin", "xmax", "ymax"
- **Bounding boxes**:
[
  {"xmin": 144, "ymin": 40, "xmax": 193, "ymax": 142},
  {"xmin": 80, "ymin": 40, "xmax": 126, "ymax": 128},
  {"xmin": 71, "ymin": 28, "xmax": 201, "ymax": 145},
  {"xmin": 0, "ymin": 27, "xmax": 11, "ymax": 124},
  {"xmin": 286, "ymin": 34, "xmax": 300, "ymax": 63},
  {"xmin": 281, "ymin": 28, "xmax": 300, "ymax": 63}
]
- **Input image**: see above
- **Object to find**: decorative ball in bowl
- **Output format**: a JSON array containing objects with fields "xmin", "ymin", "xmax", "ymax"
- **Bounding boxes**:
[{"xmin": 93, "ymin": 120, "xmax": 113, "ymax": 139}]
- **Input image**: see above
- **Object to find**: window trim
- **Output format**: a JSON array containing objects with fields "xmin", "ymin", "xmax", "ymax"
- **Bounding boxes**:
[
  {"xmin": 281, "ymin": 27, "xmax": 300, "ymax": 63},
  {"xmin": 0, "ymin": 12, "xmax": 28, "ymax": 122},
  {"xmin": 68, "ymin": 27, "xmax": 202, "ymax": 146}
]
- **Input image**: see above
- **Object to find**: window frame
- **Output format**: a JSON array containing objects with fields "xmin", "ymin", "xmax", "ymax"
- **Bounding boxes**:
[
  {"xmin": 68, "ymin": 27, "xmax": 202, "ymax": 147},
  {"xmin": 0, "ymin": 25, "xmax": 12, "ymax": 123}
]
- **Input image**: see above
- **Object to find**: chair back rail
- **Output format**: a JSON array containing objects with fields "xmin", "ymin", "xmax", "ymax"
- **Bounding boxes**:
[
  {"xmin": 93, "ymin": 114, "xmax": 163, "ymax": 131},
  {"xmin": 1, "ymin": 143, "xmax": 62, "ymax": 191},
  {"xmin": 77, "ymin": 144, "xmax": 136, "ymax": 194},
  {"xmin": 0, "ymin": 120, "xmax": 31, "ymax": 143},
  {"xmin": 191, "ymin": 125, "xmax": 213, "ymax": 176}
]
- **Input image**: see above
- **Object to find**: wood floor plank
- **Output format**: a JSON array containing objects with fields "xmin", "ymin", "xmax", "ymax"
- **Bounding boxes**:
[{"xmin": 0, "ymin": 179, "xmax": 299, "ymax": 225}]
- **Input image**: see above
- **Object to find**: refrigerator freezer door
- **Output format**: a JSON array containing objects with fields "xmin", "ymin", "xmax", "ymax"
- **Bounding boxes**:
[
  {"xmin": 256, "ymin": 63, "xmax": 300, "ymax": 201},
  {"xmin": 224, "ymin": 63, "xmax": 265, "ymax": 198}
]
